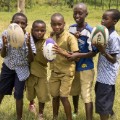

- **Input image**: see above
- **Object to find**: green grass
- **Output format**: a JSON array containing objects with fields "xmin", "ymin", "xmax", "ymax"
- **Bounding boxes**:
[{"xmin": 0, "ymin": 4, "xmax": 120, "ymax": 120}]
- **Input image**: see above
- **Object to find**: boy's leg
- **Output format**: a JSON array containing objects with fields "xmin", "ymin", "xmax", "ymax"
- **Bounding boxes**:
[
  {"xmin": 60, "ymin": 97, "xmax": 72, "ymax": 120},
  {"xmin": 26, "ymin": 75, "xmax": 37, "ymax": 114},
  {"xmin": 38, "ymin": 102, "xmax": 45, "ymax": 120},
  {"xmin": 72, "ymin": 95, "xmax": 79, "ymax": 114},
  {"xmin": 14, "ymin": 74, "xmax": 25, "ymax": 120},
  {"xmin": 39, "ymin": 102, "xmax": 45, "ymax": 114},
  {"xmin": 80, "ymin": 69, "xmax": 94, "ymax": 120},
  {"xmin": 85, "ymin": 102, "xmax": 93, "ymax": 120},
  {"xmin": 52, "ymin": 96, "xmax": 60, "ymax": 119},
  {"xmin": 16, "ymin": 99, "xmax": 23, "ymax": 120},
  {"xmin": 100, "ymin": 114, "xmax": 109, "ymax": 120}
]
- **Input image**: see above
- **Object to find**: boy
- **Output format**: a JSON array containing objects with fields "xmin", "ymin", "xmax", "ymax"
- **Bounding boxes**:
[
  {"xmin": 49, "ymin": 13, "xmax": 79, "ymax": 120},
  {"xmin": 94, "ymin": 9, "xmax": 120, "ymax": 120},
  {"xmin": 69, "ymin": 3, "xmax": 97, "ymax": 120},
  {"xmin": 26, "ymin": 20, "xmax": 50, "ymax": 120},
  {"xmin": 0, "ymin": 13, "xmax": 36, "ymax": 120}
]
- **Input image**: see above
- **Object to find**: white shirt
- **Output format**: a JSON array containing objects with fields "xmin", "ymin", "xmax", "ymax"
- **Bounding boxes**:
[{"xmin": 97, "ymin": 30, "xmax": 120, "ymax": 85}]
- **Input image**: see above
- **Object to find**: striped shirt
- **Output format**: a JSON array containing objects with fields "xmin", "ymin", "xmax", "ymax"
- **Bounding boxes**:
[
  {"xmin": 0, "ymin": 30, "xmax": 36, "ymax": 81},
  {"xmin": 97, "ymin": 29, "xmax": 120, "ymax": 85},
  {"xmin": 69, "ymin": 23, "xmax": 98, "ymax": 71}
]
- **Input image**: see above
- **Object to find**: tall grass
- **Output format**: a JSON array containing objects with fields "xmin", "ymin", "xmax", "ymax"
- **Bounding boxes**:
[{"xmin": 0, "ymin": 4, "xmax": 120, "ymax": 120}]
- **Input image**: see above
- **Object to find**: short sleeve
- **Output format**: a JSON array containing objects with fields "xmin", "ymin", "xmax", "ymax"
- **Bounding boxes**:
[
  {"xmin": 68, "ymin": 33, "xmax": 79, "ymax": 52},
  {"xmin": 0, "ymin": 37, "xmax": 3, "ymax": 49},
  {"xmin": 24, "ymin": 33, "xmax": 36, "ymax": 54},
  {"xmin": 0, "ymin": 30, "xmax": 8, "ymax": 49},
  {"xmin": 109, "ymin": 35, "xmax": 120, "ymax": 54}
]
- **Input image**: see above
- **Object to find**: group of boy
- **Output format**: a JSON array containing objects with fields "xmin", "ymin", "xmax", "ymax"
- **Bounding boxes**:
[{"xmin": 0, "ymin": 2, "xmax": 120, "ymax": 120}]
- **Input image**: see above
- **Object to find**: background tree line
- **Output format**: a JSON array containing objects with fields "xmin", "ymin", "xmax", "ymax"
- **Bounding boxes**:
[{"xmin": 0, "ymin": 0, "xmax": 119, "ymax": 12}]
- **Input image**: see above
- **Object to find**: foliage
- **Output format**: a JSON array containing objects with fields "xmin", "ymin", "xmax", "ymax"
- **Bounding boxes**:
[{"xmin": 0, "ymin": 0, "xmax": 120, "ymax": 12}]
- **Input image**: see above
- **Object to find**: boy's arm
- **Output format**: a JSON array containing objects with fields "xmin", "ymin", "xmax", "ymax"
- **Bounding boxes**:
[
  {"xmin": 1, "ymin": 36, "xmax": 7, "ymax": 58},
  {"xmin": 26, "ymin": 34, "xmax": 34, "ymax": 63},
  {"xmin": 68, "ymin": 51, "xmax": 97, "ymax": 61},
  {"xmin": 95, "ymin": 43, "xmax": 116, "ymax": 63}
]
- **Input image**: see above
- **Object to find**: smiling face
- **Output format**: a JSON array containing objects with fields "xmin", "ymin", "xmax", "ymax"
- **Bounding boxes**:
[
  {"xmin": 32, "ymin": 22, "xmax": 46, "ymax": 42},
  {"xmin": 73, "ymin": 3, "xmax": 88, "ymax": 25},
  {"xmin": 51, "ymin": 14, "xmax": 65, "ymax": 35},
  {"xmin": 101, "ymin": 11, "xmax": 116, "ymax": 29}
]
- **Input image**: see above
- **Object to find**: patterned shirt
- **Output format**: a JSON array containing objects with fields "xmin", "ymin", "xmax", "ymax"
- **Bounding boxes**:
[
  {"xmin": 0, "ymin": 30, "xmax": 36, "ymax": 81},
  {"xmin": 97, "ymin": 29, "xmax": 120, "ymax": 85}
]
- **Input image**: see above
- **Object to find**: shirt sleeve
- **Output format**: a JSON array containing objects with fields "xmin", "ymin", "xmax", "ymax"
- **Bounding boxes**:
[
  {"xmin": 24, "ymin": 33, "xmax": 36, "ymax": 54},
  {"xmin": 0, "ymin": 30, "xmax": 8, "ymax": 49},
  {"xmin": 109, "ymin": 35, "xmax": 120, "ymax": 54},
  {"xmin": 68, "ymin": 33, "xmax": 79, "ymax": 52}
]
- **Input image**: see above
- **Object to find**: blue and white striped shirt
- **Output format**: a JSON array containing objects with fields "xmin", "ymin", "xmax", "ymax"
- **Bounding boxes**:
[
  {"xmin": 97, "ymin": 29, "xmax": 120, "ymax": 85},
  {"xmin": 0, "ymin": 30, "xmax": 36, "ymax": 81}
]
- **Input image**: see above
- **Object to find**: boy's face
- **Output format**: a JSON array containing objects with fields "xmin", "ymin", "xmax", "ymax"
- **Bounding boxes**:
[
  {"xmin": 101, "ymin": 11, "xmax": 116, "ymax": 29},
  {"xmin": 32, "ymin": 23, "xmax": 46, "ymax": 40},
  {"xmin": 51, "ymin": 16, "xmax": 65, "ymax": 35},
  {"xmin": 73, "ymin": 6, "xmax": 87, "ymax": 25},
  {"xmin": 12, "ymin": 15, "xmax": 27, "ymax": 33}
]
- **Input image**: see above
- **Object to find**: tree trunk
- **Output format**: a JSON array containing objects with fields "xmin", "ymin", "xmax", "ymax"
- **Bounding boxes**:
[
  {"xmin": 109, "ymin": 0, "xmax": 111, "ymax": 9},
  {"xmin": 17, "ymin": 0, "xmax": 25, "ymax": 13}
]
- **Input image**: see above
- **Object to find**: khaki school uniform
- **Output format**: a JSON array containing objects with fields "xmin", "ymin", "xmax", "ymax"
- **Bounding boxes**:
[
  {"xmin": 26, "ymin": 37, "xmax": 50, "ymax": 103},
  {"xmin": 49, "ymin": 31, "xmax": 79, "ymax": 97}
]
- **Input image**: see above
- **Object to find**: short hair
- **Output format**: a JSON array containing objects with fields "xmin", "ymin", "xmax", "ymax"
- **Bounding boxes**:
[
  {"xmin": 51, "ymin": 13, "xmax": 64, "ymax": 21},
  {"xmin": 107, "ymin": 9, "xmax": 120, "ymax": 22},
  {"xmin": 11, "ymin": 12, "xmax": 28, "ymax": 23},
  {"xmin": 32, "ymin": 20, "xmax": 46, "ymax": 28},
  {"xmin": 73, "ymin": 3, "xmax": 87, "ymax": 12}
]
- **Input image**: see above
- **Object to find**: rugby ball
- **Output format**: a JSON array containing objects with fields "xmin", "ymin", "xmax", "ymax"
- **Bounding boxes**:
[
  {"xmin": 43, "ymin": 38, "xmax": 56, "ymax": 61},
  {"xmin": 7, "ymin": 23, "xmax": 24, "ymax": 48},
  {"xmin": 91, "ymin": 25, "xmax": 109, "ymax": 45}
]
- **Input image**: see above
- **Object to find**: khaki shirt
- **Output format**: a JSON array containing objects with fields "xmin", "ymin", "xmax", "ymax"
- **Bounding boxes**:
[
  {"xmin": 30, "ymin": 37, "xmax": 48, "ymax": 78},
  {"xmin": 50, "ymin": 31, "xmax": 79, "ymax": 76}
]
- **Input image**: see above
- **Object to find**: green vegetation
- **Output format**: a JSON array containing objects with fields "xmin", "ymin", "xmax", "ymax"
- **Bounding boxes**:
[{"xmin": 0, "ymin": 3, "xmax": 120, "ymax": 120}]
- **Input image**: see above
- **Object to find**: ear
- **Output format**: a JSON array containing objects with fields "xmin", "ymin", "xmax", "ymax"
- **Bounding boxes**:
[
  {"xmin": 64, "ymin": 21, "xmax": 65, "ymax": 26},
  {"xmin": 113, "ymin": 19, "xmax": 117, "ymax": 25},
  {"xmin": 86, "ymin": 12, "xmax": 88, "ymax": 16}
]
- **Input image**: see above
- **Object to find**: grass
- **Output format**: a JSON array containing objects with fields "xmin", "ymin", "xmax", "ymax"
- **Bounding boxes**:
[{"xmin": 0, "ymin": 4, "xmax": 120, "ymax": 120}]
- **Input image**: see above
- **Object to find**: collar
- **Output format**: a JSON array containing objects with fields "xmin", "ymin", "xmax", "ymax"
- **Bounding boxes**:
[{"xmin": 109, "ymin": 26, "xmax": 115, "ymax": 35}]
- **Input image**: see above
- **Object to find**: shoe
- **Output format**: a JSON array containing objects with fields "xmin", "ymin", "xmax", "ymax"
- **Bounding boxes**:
[
  {"xmin": 38, "ymin": 114, "xmax": 44, "ymax": 120},
  {"xmin": 29, "ymin": 103, "xmax": 37, "ymax": 115},
  {"xmin": 72, "ymin": 113, "xmax": 77, "ymax": 119}
]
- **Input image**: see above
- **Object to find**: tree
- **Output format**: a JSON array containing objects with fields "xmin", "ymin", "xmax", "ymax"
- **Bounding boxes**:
[{"xmin": 17, "ymin": 0, "xmax": 25, "ymax": 13}]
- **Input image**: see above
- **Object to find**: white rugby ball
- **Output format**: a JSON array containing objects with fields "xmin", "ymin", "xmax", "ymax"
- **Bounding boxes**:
[
  {"xmin": 91, "ymin": 25, "xmax": 109, "ymax": 45},
  {"xmin": 7, "ymin": 23, "xmax": 24, "ymax": 48},
  {"xmin": 43, "ymin": 38, "xmax": 56, "ymax": 61}
]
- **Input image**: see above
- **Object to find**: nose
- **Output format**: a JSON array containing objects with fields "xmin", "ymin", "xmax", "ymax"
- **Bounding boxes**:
[{"xmin": 101, "ymin": 19, "xmax": 104, "ymax": 25}]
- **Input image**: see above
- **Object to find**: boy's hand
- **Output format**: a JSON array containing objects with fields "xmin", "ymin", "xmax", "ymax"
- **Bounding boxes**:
[
  {"xmin": 93, "ymin": 42, "xmax": 106, "ymax": 54},
  {"xmin": 26, "ymin": 33, "xmax": 31, "ymax": 46},
  {"xmin": 53, "ymin": 44, "xmax": 71, "ymax": 58},
  {"xmin": 74, "ymin": 31, "xmax": 81, "ymax": 38},
  {"xmin": 2, "ymin": 36, "xmax": 7, "ymax": 47},
  {"xmin": 53, "ymin": 44, "xmax": 64, "ymax": 55}
]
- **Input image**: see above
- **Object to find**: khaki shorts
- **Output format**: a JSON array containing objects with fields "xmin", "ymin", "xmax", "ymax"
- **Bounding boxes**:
[
  {"xmin": 26, "ymin": 74, "xmax": 50, "ymax": 103},
  {"xmin": 70, "ymin": 69, "xmax": 94, "ymax": 103},
  {"xmin": 49, "ymin": 71, "xmax": 74, "ymax": 97}
]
